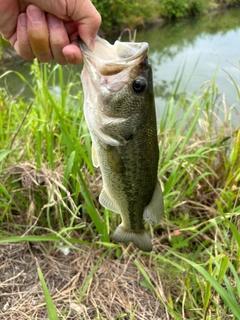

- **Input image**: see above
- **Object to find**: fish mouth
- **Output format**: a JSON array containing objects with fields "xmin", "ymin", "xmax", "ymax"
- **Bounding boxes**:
[{"xmin": 79, "ymin": 35, "xmax": 148, "ymax": 76}]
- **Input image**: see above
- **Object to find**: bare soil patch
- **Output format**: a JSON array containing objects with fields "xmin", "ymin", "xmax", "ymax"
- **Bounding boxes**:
[{"xmin": 0, "ymin": 242, "xmax": 172, "ymax": 320}]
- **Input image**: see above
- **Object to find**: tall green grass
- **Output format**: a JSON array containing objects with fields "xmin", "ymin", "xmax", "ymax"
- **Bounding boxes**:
[
  {"xmin": 0, "ymin": 61, "xmax": 109, "ymax": 239},
  {"xmin": 0, "ymin": 60, "xmax": 239, "ymax": 319}
]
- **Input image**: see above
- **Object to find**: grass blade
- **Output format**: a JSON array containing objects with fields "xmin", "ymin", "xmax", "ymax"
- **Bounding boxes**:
[
  {"xmin": 170, "ymin": 252, "xmax": 240, "ymax": 319},
  {"xmin": 78, "ymin": 250, "xmax": 109, "ymax": 302},
  {"xmin": 36, "ymin": 259, "xmax": 59, "ymax": 320},
  {"xmin": 134, "ymin": 259, "xmax": 182, "ymax": 320}
]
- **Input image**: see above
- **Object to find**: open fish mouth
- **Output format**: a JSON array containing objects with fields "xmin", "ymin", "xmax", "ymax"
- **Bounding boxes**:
[{"xmin": 79, "ymin": 36, "xmax": 149, "ymax": 76}]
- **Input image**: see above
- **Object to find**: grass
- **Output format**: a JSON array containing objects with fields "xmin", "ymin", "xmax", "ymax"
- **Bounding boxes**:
[
  {"xmin": 37, "ymin": 259, "xmax": 60, "ymax": 320},
  {"xmin": 0, "ymin": 58, "xmax": 239, "ymax": 319}
]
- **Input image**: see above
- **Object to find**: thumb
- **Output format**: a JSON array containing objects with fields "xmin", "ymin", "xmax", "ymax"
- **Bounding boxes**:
[{"xmin": 69, "ymin": 0, "xmax": 101, "ymax": 49}]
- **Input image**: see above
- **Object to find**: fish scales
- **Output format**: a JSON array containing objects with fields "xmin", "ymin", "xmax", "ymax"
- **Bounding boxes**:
[{"xmin": 79, "ymin": 36, "xmax": 164, "ymax": 252}]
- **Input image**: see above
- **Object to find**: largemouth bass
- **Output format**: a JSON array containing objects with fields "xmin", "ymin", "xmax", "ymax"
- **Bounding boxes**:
[{"xmin": 79, "ymin": 36, "xmax": 164, "ymax": 252}]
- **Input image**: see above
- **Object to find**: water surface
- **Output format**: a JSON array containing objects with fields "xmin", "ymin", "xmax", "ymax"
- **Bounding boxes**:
[{"xmin": 135, "ymin": 8, "xmax": 240, "ymax": 123}]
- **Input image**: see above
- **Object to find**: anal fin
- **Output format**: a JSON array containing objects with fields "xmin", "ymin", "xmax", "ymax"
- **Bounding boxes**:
[
  {"xmin": 99, "ymin": 188, "xmax": 119, "ymax": 213},
  {"xmin": 143, "ymin": 179, "xmax": 164, "ymax": 224}
]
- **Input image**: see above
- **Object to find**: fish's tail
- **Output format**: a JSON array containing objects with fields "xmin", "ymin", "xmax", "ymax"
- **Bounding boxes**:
[{"xmin": 112, "ymin": 224, "xmax": 152, "ymax": 252}]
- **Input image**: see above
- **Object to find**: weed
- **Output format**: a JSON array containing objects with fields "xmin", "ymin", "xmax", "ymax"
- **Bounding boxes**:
[{"xmin": 0, "ymin": 58, "xmax": 239, "ymax": 319}]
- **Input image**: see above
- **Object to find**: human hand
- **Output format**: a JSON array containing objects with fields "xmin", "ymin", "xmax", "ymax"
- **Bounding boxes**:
[{"xmin": 0, "ymin": 0, "xmax": 101, "ymax": 65}]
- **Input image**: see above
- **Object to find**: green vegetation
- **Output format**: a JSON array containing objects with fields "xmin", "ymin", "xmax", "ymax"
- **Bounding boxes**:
[
  {"xmin": 92, "ymin": 0, "xmax": 240, "ymax": 32},
  {"xmin": 0, "ymin": 37, "xmax": 9, "ymax": 59},
  {"xmin": 0, "ymin": 56, "xmax": 239, "ymax": 318},
  {"xmin": 159, "ymin": 0, "xmax": 207, "ymax": 19}
]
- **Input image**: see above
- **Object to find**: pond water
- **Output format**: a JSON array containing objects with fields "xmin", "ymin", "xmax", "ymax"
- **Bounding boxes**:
[
  {"xmin": 0, "ymin": 8, "xmax": 240, "ymax": 125},
  {"xmin": 134, "ymin": 7, "xmax": 240, "ymax": 124}
]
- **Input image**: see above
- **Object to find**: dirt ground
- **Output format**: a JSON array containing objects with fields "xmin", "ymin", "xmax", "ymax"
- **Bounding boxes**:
[{"xmin": 0, "ymin": 242, "xmax": 173, "ymax": 320}]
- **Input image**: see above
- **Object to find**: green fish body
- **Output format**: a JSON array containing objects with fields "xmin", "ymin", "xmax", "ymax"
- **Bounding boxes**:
[{"xmin": 80, "ymin": 36, "xmax": 164, "ymax": 251}]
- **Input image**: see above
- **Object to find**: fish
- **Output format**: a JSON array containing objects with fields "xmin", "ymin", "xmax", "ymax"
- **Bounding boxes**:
[{"xmin": 79, "ymin": 36, "xmax": 164, "ymax": 252}]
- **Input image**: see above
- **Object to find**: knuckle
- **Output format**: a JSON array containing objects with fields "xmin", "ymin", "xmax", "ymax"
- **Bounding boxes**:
[
  {"xmin": 50, "ymin": 38, "xmax": 66, "ymax": 47},
  {"xmin": 14, "ymin": 42, "xmax": 35, "ymax": 60}
]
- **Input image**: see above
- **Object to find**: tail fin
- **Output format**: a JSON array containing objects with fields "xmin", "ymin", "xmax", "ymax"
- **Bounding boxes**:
[{"xmin": 113, "ymin": 224, "xmax": 152, "ymax": 252}]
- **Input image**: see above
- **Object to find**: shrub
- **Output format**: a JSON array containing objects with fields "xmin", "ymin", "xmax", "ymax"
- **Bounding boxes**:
[
  {"xmin": 159, "ymin": 0, "xmax": 207, "ymax": 19},
  {"xmin": 92, "ymin": 0, "xmax": 160, "ymax": 32},
  {"xmin": 188, "ymin": 0, "xmax": 207, "ymax": 16},
  {"xmin": 159, "ymin": 0, "xmax": 189, "ymax": 18}
]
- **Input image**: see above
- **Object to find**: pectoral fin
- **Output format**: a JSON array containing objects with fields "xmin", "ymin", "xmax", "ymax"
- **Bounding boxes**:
[
  {"xmin": 100, "ymin": 115, "xmax": 129, "ymax": 146},
  {"xmin": 100, "ymin": 113, "xmax": 141, "ymax": 146},
  {"xmin": 99, "ymin": 188, "xmax": 119, "ymax": 213},
  {"xmin": 143, "ymin": 180, "xmax": 164, "ymax": 224}
]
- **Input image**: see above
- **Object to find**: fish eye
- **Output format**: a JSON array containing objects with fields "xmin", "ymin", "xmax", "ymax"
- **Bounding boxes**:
[{"xmin": 132, "ymin": 77, "xmax": 147, "ymax": 94}]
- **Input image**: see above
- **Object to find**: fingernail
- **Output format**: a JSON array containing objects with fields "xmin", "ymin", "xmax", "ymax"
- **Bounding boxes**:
[
  {"xmin": 63, "ymin": 52, "xmax": 75, "ymax": 63},
  {"xmin": 48, "ymin": 15, "xmax": 62, "ymax": 27},
  {"xmin": 28, "ymin": 6, "xmax": 44, "ymax": 22},
  {"xmin": 19, "ymin": 14, "xmax": 27, "ymax": 27},
  {"xmin": 65, "ymin": 56, "xmax": 74, "ymax": 63},
  {"xmin": 88, "ymin": 38, "xmax": 95, "ymax": 51}
]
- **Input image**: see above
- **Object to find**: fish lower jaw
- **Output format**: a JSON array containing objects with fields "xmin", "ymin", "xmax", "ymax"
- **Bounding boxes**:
[{"xmin": 112, "ymin": 224, "xmax": 152, "ymax": 252}]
